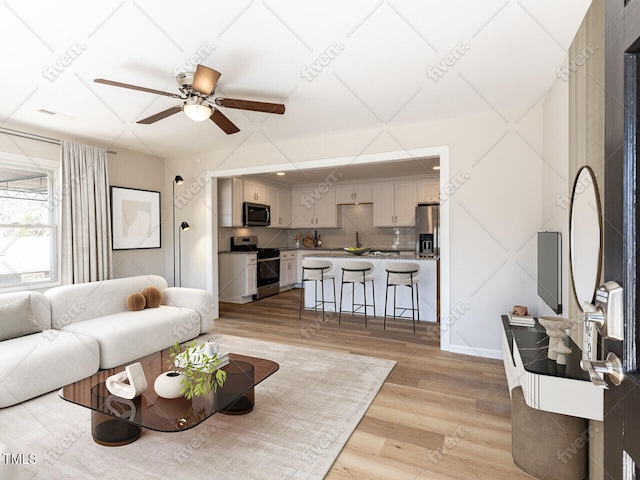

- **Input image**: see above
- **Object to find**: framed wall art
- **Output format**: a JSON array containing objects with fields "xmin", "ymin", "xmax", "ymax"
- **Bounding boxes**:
[{"xmin": 110, "ymin": 186, "xmax": 161, "ymax": 250}]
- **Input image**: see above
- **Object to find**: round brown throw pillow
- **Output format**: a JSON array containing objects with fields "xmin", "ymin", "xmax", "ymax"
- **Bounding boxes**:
[
  {"xmin": 141, "ymin": 286, "xmax": 163, "ymax": 308},
  {"xmin": 126, "ymin": 292, "xmax": 146, "ymax": 311}
]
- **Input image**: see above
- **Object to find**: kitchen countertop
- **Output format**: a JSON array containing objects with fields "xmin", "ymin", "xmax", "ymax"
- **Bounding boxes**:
[{"xmin": 302, "ymin": 252, "xmax": 438, "ymax": 260}]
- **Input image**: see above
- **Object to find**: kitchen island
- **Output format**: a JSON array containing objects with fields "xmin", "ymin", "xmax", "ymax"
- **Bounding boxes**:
[{"xmin": 301, "ymin": 252, "xmax": 439, "ymax": 323}]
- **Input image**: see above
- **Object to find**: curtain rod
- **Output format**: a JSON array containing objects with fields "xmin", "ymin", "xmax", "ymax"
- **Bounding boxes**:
[{"xmin": 0, "ymin": 127, "xmax": 117, "ymax": 155}]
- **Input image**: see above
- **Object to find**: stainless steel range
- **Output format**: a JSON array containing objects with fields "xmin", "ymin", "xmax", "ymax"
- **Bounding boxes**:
[{"xmin": 230, "ymin": 236, "xmax": 280, "ymax": 300}]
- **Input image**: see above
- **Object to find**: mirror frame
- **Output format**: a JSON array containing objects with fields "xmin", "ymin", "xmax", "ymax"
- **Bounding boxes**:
[{"xmin": 568, "ymin": 165, "xmax": 603, "ymax": 311}]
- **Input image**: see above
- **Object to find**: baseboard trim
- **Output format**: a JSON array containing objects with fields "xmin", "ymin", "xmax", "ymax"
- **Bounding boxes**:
[{"xmin": 445, "ymin": 344, "xmax": 502, "ymax": 360}]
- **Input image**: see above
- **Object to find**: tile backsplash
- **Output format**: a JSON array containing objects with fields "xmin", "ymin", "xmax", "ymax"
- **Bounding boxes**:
[{"xmin": 219, "ymin": 204, "xmax": 415, "ymax": 251}]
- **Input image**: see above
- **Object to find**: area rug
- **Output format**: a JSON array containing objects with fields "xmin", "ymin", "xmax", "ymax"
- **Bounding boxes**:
[{"xmin": 0, "ymin": 333, "xmax": 395, "ymax": 479}]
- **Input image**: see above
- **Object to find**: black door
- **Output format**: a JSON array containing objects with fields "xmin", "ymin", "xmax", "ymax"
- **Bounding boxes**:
[{"xmin": 604, "ymin": 1, "xmax": 640, "ymax": 477}]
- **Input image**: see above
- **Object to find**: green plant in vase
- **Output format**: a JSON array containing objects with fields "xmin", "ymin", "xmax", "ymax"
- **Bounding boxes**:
[{"xmin": 169, "ymin": 340, "xmax": 227, "ymax": 400}]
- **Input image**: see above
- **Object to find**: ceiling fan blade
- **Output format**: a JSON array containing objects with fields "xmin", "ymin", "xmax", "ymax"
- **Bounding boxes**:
[
  {"xmin": 94, "ymin": 78, "xmax": 180, "ymax": 98},
  {"xmin": 210, "ymin": 109, "xmax": 240, "ymax": 134},
  {"xmin": 215, "ymin": 98, "xmax": 285, "ymax": 114},
  {"xmin": 192, "ymin": 65, "xmax": 221, "ymax": 95},
  {"xmin": 137, "ymin": 106, "xmax": 183, "ymax": 124}
]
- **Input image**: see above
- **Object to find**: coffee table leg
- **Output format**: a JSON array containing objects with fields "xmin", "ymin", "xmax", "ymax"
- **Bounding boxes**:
[
  {"xmin": 217, "ymin": 360, "xmax": 255, "ymax": 415},
  {"xmin": 91, "ymin": 384, "xmax": 142, "ymax": 446},
  {"xmin": 92, "ymin": 412, "xmax": 141, "ymax": 446}
]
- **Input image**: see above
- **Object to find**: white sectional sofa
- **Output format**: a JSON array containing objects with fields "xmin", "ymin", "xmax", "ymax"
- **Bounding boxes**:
[
  {"xmin": 0, "ymin": 275, "xmax": 215, "ymax": 408},
  {"xmin": 0, "ymin": 292, "xmax": 99, "ymax": 409}
]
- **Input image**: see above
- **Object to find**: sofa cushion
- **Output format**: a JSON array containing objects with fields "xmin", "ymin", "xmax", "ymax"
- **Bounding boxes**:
[
  {"xmin": 0, "ymin": 295, "xmax": 42, "ymax": 341},
  {"xmin": 141, "ymin": 286, "xmax": 162, "ymax": 308},
  {"xmin": 0, "ymin": 330, "xmax": 99, "ymax": 408},
  {"xmin": 60, "ymin": 305, "xmax": 200, "ymax": 369}
]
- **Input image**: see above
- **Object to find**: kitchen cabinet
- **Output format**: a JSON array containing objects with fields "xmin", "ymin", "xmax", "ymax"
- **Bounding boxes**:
[
  {"xmin": 335, "ymin": 183, "xmax": 372, "ymax": 204},
  {"xmin": 266, "ymin": 185, "xmax": 292, "ymax": 228},
  {"xmin": 290, "ymin": 187, "xmax": 337, "ymax": 228},
  {"xmin": 417, "ymin": 179, "xmax": 439, "ymax": 204},
  {"xmin": 279, "ymin": 251, "xmax": 297, "ymax": 289},
  {"xmin": 372, "ymin": 180, "xmax": 417, "ymax": 227},
  {"xmin": 243, "ymin": 179, "xmax": 267, "ymax": 203},
  {"xmin": 218, "ymin": 177, "xmax": 244, "ymax": 227},
  {"xmin": 218, "ymin": 253, "xmax": 257, "ymax": 303}
]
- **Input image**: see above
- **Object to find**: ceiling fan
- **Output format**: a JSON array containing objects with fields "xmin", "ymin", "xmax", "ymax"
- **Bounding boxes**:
[{"xmin": 94, "ymin": 64, "xmax": 285, "ymax": 134}]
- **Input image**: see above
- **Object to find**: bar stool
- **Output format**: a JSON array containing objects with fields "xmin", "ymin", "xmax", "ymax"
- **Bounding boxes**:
[
  {"xmin": 339, "ymin": 261, "xmax": 376, "ymax": 327},
  {"xmin": 384, "ymin": 262, "xmax": 420, "ymax": 332},
  {"xmin": 298, "ymin": 259, "xmax": 336, "ymax": 322}
]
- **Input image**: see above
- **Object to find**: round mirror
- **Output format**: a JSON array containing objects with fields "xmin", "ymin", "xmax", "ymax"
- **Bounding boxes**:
[{"xmin": 569, "ymin": 166, "xmax": 603, "ymax": 310}]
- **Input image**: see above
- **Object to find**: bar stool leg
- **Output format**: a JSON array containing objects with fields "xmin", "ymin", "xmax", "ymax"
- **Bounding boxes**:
[
  {"xmin": 410, "ymin": 284, "xmax": 416, "ymax": 333},
  {"xmin": 383, "ymin": 273, "xmax": 389, "ymax": 329},
  {"xmin": 339, "ymin": 271, "xmax": 345, "ymax": 324},
  {"xmin": 331, "ymin": 277, "xmax": 337, "ymax": 313},
  {"xmin": 371, "ymin": 280, "xmax": 376, "ymax": 318},
  {"xmin": 298, "ymin": 278, "xmax": 304, "ymax": 319},
  {"xmin": 320, "ymin": 276, "xmax": 325, "ymax": 322},
  {"xmin": 363, "ymin": 280, "xmax": 368, "ymax": 327},
  {"xmin": 415, "ymin": 282, "xmax": 420, "ymax": 323}
]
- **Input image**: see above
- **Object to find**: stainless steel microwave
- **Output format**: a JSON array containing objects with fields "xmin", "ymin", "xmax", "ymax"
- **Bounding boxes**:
[{"xmin": 243, "ymin": 202, "xmax": 271, "ymax": 226}]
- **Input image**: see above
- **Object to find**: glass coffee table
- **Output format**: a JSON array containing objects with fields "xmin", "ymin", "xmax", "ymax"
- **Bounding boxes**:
[{"xmin": 59, "ymin": 348, "xmax": 279, "ymax": 446}]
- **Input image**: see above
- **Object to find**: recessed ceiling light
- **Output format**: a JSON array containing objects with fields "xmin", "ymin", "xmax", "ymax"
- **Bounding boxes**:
[
  {"xmin": 276, "ymin": 172, "xmax": 285, "ymax": 176},
  {"xmin": 433, "ymin": 166, "xmax": 440, "ymax": 170}
]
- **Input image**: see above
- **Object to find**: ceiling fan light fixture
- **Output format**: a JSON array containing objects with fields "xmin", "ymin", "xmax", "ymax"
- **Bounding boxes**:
[{"xmin": 183, "ymin": 99, "xmax": 212, "ymax": 122}]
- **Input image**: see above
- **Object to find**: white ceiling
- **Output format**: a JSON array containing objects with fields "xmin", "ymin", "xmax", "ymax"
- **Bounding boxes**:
[{"xmin": 0, "ymin": 1, "xmax": 590, "ymax": 159}]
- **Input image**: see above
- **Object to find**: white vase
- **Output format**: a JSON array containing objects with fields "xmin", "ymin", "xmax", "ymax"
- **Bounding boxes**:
[{"xmin": 154, "ymin": 371, "xmax": 186, "ymax": 399}]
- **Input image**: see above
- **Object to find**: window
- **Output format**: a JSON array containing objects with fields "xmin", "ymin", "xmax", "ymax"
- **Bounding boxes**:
[{"xmin": 0, "ymin": 161, "xmax": 59, "ymax": 289}]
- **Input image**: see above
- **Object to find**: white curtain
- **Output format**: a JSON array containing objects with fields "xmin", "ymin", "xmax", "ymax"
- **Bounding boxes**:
[{"xmin": 61, "ymin": 140, "xmax": 112, "ymax": 284}]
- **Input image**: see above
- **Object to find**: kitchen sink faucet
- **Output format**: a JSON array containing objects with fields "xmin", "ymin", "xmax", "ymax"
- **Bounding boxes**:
[{"xmin": 355, "ymin": 232, "xmax": 361, "ymax": 248}]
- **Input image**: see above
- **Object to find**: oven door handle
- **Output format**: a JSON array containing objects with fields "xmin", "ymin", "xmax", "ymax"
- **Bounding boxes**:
[{"xmin": 257, "ymin": 257, "xmax": 280, "ymax": 262}]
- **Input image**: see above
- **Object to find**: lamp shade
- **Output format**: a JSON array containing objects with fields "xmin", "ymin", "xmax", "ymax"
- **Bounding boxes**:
[
  {"xmin": 180, "ymin": 221, "xmax": 190, "ymax": 231},
  {"xmin": 174, "ymin": 175, "xmax": 184, "ymax": 184}
]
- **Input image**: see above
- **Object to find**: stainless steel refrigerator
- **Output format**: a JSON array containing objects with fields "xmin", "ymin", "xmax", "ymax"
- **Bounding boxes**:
[{"xmin": 415, "ymin": 203, "xmax": 439, "ymax": 256}]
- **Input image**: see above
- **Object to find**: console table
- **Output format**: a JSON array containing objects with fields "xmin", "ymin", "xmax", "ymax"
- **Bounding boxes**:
[{"xmin": 501, "ymin": 315, "xmax": 603, "ymax": 420}]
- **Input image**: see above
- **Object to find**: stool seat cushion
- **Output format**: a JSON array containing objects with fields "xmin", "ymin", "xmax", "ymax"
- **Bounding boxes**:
[
  {"xmin": 343, "ymin": 272, "xmax": 375, "ymax": 283},
  {"xmin": 304, "ymin": 272, "xmax": 335, "ymax": 281}
]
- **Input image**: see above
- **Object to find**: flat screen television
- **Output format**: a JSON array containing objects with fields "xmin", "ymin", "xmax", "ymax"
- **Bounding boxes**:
[{"xmin": 537, "ymin": 231, "xmax": 562, "ymax": 314}]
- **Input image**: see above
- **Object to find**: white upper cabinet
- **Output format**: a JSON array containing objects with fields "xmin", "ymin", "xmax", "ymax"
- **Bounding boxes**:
[
  {"xmin": 335, "ymin": 183, "xmax": 372, "ymax": 204},
  {"xmin": 218, "ymin": 177, "xmax": 244, "ymax": 227},
  {"xmin": 291, "ymin": 186, "xmax": 337, "ymax": 228},
  {"xmin": 266, "ymin": 185, "xmax": 292, "ymax": 228},
  {"xmin": 243, "ymin": 179, "xmax": 267, "ymax": 203},
  {"xmin": 372, "ymin": 180, "xmax": 417, "ymax": 227}
]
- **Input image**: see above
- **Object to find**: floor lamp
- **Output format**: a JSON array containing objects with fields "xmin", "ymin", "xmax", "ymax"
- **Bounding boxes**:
[
  {"xmin": 172, "ymin": 175, "xmax": 184, "ymax": 286},
  {"xmin": 178, "ymin": 221, "xmax": 190, "ymax": 287}
]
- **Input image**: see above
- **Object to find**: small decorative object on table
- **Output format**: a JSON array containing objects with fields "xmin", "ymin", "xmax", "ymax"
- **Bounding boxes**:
[
  {"xmin": 538, "ymin": 316, "xmax": 574, "ymax": 365},
  {"xmin": 105, "ymin": 362, "xmax": 147, "ymax": 399},
  {"xmin": 167, "ymin": 340, "xmax": 228, "ymax": 399},
  {"xmin": 343, "ymin": 247, "xmax": 370, "ymax": 255}
]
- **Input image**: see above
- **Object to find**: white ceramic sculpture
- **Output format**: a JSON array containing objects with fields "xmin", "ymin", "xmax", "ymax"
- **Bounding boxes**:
[
  {"xmin": 105, "ymin": 362, "xmax": 148, "ymax": 399},
  {"xmin": 538, "ymin": 316, "xmax": 574, "ymax": 364}
]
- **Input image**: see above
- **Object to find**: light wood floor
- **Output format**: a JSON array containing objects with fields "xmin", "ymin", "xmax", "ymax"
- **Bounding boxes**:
[{"xmin": 216, "ymin": 289, "xmax": 532, "ymax": 480}]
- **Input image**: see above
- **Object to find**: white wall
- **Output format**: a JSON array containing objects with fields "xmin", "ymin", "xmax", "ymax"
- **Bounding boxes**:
[
  {"xmin": 541, "ymin": 76, "xmax": 571, "ymax": 324},
  {"xmin": 166, "ymin": 103, "xmax": 547, "ymax": 358}
]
